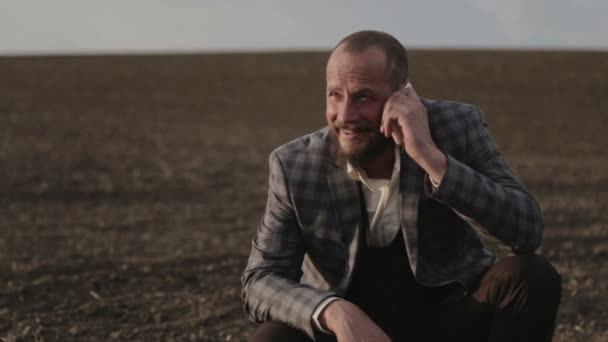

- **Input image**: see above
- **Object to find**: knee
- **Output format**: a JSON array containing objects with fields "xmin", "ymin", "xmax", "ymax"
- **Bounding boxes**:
[
  {"xmin": 501, "ymin": 255, "xmax": 560, "ymax": 284},
  {"xmin": 248, "ymin": 321, "xmax": 312, "ymax": 342},
  {"xmin": 486, "ymin": 254, "xmax": 562, "ymax": 298}
]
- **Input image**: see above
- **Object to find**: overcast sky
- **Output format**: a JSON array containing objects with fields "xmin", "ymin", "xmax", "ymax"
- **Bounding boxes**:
[{"xmin": 1, "ymin": 0, "xmax": 606, "ymax": 54}]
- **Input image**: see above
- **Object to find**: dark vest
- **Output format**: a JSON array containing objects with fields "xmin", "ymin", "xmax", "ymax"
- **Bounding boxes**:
[{"xmin": 344, "ymin": 187, "xmax": 456, "ymax": 340}]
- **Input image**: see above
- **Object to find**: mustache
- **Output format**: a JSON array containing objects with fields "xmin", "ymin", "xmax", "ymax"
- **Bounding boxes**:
[{"xmin": 332, "ymin": 121, "xmax": 375, "ymax": 132}]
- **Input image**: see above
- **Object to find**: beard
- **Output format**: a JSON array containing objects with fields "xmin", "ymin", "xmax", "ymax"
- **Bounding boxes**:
[{"xmin": 330, "ymin": 120, "xmax": 394, "ymax": 169}]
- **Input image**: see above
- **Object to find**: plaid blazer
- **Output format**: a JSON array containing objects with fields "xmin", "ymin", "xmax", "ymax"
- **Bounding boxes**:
[{"xmin": 241, "ymin": 98, "xmax": 543, "ymax": 339}]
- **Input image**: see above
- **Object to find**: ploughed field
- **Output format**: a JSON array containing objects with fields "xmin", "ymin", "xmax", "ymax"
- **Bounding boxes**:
[{"xmin": 1, "ymin": 50, "xmax": 607, "ymax": 341}]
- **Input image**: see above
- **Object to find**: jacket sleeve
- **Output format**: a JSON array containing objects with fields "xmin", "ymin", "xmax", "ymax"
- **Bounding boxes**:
[
  {"xmin": 241, "ymin": 151, "xmax": 336, "ymax": 339},
  {"xmin": 429, "ymin": 106, "xmax": 543, "ymax": 253}
]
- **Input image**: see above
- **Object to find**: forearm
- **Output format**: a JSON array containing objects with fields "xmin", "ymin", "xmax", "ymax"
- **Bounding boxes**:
[
  {"xmin": 241, "ymin": 231, "xmax": 330, "ymax": 338},
  {"xmin": 242, "ymin": 267, "xmax": 337, "ymax": 338},
  {"xmin": 411, "ymin": 142, "xmax": 448, "ymax": 185},
  {"xmin": 429, "ymin": 153, "xmax": 543, "ymax": 253},
  {"xmin": 240, "ymin": 149, "xmax": 339, "ymax": 338}
]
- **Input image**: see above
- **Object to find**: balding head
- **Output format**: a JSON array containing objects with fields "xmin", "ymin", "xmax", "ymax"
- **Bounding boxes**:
[{"xmin": 331, "ymin": 30, "xmax": 409, "ymax": 89}]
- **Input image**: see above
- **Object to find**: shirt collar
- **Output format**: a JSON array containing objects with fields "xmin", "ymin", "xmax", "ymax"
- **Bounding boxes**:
[{"xmin": 346, "ymin": 146, "xmax": 401, "ymax": 189}]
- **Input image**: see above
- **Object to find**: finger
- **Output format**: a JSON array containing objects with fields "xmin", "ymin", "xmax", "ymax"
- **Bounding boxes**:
[
  {"xmin": 382, "ymin": 114, "xmax": 394, "ymax": 138},
  {"xmin": 383, "ymin": 112, "xmax": 401, "ymax": 140},
  {"xmin": 391, "ymin": 124, "xmax": 403, "ymax": 145},
  {"xmin": 381, "ymin": 104, "xmax": 394, "ymax": 138},
  {"xmin": 404, "ymin": 82, "xmax": 421, "ymax": 101},
  {"xmin": 398, "ymin": 81, "xmax": 412, "ymax": 97}
]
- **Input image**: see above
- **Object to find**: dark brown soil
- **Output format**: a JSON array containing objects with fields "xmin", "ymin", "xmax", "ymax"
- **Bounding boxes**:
[{"xmin": 1, "ymin": 50, "xmax": 607, "ymax": 341}]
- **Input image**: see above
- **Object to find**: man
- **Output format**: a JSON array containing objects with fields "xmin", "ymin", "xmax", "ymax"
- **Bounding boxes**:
[{"xmin": 241, "ymin": 30, "xmax": 561, "ymax": 342}]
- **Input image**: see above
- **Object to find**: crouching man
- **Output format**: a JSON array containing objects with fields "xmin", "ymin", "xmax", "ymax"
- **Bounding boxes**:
[{"xmin": 241, "ymin": 30, "xmax": 561, "ymax": 342}]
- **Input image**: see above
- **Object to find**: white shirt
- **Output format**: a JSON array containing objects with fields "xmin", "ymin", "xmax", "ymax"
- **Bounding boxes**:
[{"xmin": 346, "ymin": 146, "xmax": 402, "ymax": 248}]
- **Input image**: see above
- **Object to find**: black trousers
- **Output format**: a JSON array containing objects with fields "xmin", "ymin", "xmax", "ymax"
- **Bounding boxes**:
[{"xmin": 247, "ymin": 254, "xmax": 562, "ymax": 342}]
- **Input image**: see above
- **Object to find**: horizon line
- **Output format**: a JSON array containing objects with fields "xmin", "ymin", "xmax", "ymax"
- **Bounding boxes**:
[{"xmin": 2, "ymin": 45, "xmax": 608, "ymax": 58}]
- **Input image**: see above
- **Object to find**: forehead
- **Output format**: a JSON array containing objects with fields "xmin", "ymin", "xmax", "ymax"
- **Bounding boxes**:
[{"xmin": 326, "ymin": 46, "xmax": 390, "ymax": 88}]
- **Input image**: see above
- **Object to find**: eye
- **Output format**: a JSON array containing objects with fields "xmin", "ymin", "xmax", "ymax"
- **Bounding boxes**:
[
  {"xmin": 356, "ymin": 94, "xmax": 372, "ymax": 102},
  {"xmin": 327, "ymin": 90, "xmax": 340, "ymax": 99}
]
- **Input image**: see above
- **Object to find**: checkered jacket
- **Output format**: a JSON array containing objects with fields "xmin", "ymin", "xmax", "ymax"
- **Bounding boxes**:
[{"xmin": 241, "ymin": 98, "xmax": 543, "ymax": 339}]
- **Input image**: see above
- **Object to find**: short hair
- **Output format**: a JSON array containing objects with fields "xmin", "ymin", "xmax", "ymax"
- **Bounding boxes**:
[{"xmin": 333, "ymin": 30, "xmax": 409, "ymax": 88}]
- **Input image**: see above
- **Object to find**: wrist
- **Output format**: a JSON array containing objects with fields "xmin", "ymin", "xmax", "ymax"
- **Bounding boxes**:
[
  {"xmin": 414, "ymin": 143, "xmax": 447, "ymax": 183},
  {"xmin": 318, "ymin": 299, "xmax": 344, "ymax": 332}
]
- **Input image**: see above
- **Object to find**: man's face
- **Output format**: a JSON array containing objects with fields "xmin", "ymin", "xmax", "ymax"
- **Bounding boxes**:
[{"xmin": 325, "ymin": 45, "xmax": 395, "ymax": 166}]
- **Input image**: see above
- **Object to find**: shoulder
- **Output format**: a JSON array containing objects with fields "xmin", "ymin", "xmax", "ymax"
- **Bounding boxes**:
[
  {"xmin": 268, "ymin": 127, "xmax": 333, "ymax": 172},
  {"xmin": 422, "ymin": 97, "xmax": 485, "ymax": 125},
  {"xmin": 422, "ymin": 97, "xmax": 488, "ymax": 136},
  {"xmin": 421, "ymin": 97, "xmax": 489, "ymax": 157}
]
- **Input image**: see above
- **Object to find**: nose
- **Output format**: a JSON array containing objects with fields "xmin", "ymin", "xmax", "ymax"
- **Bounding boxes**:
[{"xmin": 336, "ymin": 97, "xmax": 357, "ymax": 123}]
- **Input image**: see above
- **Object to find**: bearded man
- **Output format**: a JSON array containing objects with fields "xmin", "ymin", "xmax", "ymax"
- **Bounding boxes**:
[{"xmin": 241, "ymin": 30, "xmax": 561, "ymax": 342}]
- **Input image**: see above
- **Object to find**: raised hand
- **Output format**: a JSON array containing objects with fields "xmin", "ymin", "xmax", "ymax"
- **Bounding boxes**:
[{"xmin": 380, "ymin": 83, "xmax": 447, "ymax": 184}]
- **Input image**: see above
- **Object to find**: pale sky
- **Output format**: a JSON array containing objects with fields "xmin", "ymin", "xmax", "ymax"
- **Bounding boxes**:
[{"xmin": 1, "ymin": 0, "xmax": 607, "ymax": 54}]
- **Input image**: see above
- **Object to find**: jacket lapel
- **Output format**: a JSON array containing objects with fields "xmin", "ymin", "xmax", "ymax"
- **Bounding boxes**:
[
  {"xmin": 326, "ymin": 150, "xmax": 362, "ymax": 292},
  {"xmin": 327, "ymin": 164, "xmax": 362, "ymax": 249},
  {"xmin": 399, "ymin": 148, "xmax": 425, "ymax": 275}
]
